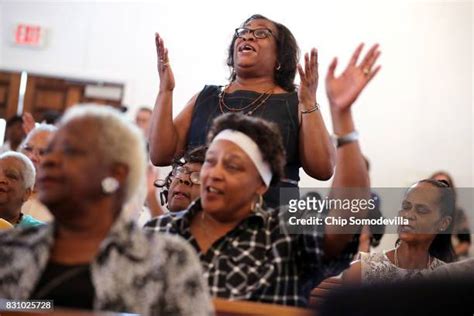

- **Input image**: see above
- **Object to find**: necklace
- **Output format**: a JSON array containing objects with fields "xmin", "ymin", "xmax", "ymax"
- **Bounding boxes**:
[
  {"xmin": 394, "ymin": 246, "xmax": 431, "ymax": 269},
  {"xmin": 218, "ymin": 85, "xmax": 274, "ymax": 116}
]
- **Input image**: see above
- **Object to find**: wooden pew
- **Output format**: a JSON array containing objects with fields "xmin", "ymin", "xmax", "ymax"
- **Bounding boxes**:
[
  {"xmin": 213, "ymin": 298, "xmax": 313, "ymax": 316},
  {"xmin": 309, "ymin": 277, "xmax": 343, "ymax": 307}
]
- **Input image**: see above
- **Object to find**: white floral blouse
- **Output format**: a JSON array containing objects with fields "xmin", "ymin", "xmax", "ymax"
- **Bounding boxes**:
[{"xmin": 360, "ymin": 249, "xmax": 445, "ymax": 284}]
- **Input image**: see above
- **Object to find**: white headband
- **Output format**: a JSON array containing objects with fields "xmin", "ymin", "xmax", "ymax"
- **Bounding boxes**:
[{"xmin": 212, "ymin": 129, "xmax": 272, "ymax": 187}]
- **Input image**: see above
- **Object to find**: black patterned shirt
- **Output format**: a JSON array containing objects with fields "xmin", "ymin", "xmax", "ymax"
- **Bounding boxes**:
[{"xmin": 145, "ymin": 199, "xmax": 358, "ymax": 307}]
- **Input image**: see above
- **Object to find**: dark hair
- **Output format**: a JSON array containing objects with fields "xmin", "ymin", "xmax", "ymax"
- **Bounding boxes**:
[
  {"xmin": 407, "ymin": 179, "xmax": 456, "ymax": 262},
  {"xmin": 156, "ymin": 146, "xmax": 207, "ymax": 206},
  {"xmin": 429, "ymin": 171, "xmax": 455, "ymax": 188},
  {"xmin": 429, "ymin": 170, "xmax": 457, "ymax": 203},
  {"xmin": 6, "ymin": 115, "xmax": 23, "ymax": 127},
  {"xmin": 206, "ymin": 113, "xmax": 286, "ymax": 186},
  {"xmin": 226, "ymin": 14, "xmax": 300, "ymax": 92},
  {"xmin": 302, "ymin": 191, "xmax": 322, "ymax": 200},
  {"xmin": 182, "ymin": 146, "xmax": 207, "ymax": 165},
  {"xmin": 41, "ymin": 110, "xmax": 62, "ymax": 125}
]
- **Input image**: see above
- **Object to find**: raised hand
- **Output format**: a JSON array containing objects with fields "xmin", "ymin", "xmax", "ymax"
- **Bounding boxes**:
[
  {"xmin": 22, "ymin": 112, "xmax": 36, "ymax": 135},
  {"xmin": 155, "ymin": 32, "xmax": 175, "ymax": 92},
  {"xmin": 297, "ymin": 48, "xmax": 319, "ymax": 108},
  {"xmin": 326, "ymin": 43, "xmax": 381, "ymax": 112}
]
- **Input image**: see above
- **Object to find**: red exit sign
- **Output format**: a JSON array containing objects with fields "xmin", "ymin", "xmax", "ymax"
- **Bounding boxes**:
[{"xmin": 13, "ymin": 23, "xmax": 46, "ymax": 47}]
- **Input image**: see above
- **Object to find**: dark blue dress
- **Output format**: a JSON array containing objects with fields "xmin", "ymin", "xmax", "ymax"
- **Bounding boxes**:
[{"xmin": 187, "ymin": 85, "xmax": 301, "ymax": 207}]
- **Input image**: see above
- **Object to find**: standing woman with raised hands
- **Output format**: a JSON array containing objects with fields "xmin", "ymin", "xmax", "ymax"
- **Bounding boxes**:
[{"xmin": 149, "ymin": 14, "xmax": 381, "ymax": 207}]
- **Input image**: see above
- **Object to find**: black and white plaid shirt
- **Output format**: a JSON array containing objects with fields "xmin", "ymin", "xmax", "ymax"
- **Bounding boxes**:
[{"xmin": 145, "ymin": 199, "xmax": 358, "ymax": 307}]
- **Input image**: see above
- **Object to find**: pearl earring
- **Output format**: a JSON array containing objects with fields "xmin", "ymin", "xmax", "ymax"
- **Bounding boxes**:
[{"xmin": 101, "ymin": 177, "xmax": 119, "ymax": 194}]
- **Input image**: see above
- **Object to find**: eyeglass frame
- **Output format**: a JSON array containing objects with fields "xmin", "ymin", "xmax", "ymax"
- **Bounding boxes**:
[
  {"xmin": 171, "ymin": 165, "xmax": 201, "ymax": 185},
  {"xmin": 234, "ymin": 27, "xmax": 274, "ymax": 39}
]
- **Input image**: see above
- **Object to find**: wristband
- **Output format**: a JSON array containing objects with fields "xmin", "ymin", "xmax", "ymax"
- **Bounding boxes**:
[{"xmin": 332, "ymin": 130, "xmax": 359, "ymax": 148}]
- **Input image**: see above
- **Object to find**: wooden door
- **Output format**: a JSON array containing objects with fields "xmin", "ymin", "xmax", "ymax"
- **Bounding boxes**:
[
  {"xmin": 0, "ymin": 70, "xmax": 125, "ymax": 121},
  {"xmin": 0, "ymin": 71, "xmax": 21, "ymax": 119}
]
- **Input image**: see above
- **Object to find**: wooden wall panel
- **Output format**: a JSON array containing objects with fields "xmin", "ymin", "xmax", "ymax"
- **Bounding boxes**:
[
  {"xmin": 0, "ymin": 71, "xmax": 125, "ymax": 121},
  {"xmin": 34, "ymin": 89, "xmax": 66, "ymax": 111},
  {"xmin": 0, "ymin": 71, "xmax": 21, "ymax": 119}
]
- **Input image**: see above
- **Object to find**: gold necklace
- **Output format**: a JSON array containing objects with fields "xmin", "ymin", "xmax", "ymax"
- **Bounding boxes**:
[
  {"xmin": 394, "ymin": 246, "xmax": 431, "ymax": 269},
  {"xmin": 218, "ymin": 85, "xmax": 274, "ymax": 115}
]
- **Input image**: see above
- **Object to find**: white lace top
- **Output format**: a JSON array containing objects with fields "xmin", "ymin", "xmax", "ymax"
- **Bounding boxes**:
[{"xmin": 361, "ymin": 249, "xmax": 445, "ymax": 284}]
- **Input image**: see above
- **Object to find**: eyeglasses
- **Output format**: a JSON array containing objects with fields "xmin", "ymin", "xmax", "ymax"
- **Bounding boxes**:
[
  {"xmin": 235, "ymin": 27, "xmax": 273, "ymax": 39},
  {"xmin": 171, "ymin": 166, "xmax": 201, "ymax": 185},
  {"xmin": 153, "ymin": 178, "xmax": 169, "ymax": 188}
]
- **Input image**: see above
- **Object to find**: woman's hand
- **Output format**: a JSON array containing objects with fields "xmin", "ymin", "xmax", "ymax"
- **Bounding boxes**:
[
  {"xmin": 155, "ymin": 32, "xmax": 175, "ymax": 92},
  {"xmin": 326, "ymin": 43, "xmax": 381, "ymax": 112},
  {"xmin": 22, "ymin": 112, "xmax": 36, "ymax": 135},
  {"xmin": 297, "ymin": 48, "xmax": 319, "ymax": 109}
]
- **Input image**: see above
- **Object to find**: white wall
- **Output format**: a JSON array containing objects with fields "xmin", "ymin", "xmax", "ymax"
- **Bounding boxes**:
[{"xmin": 0, "ymin": 0, "xmax": 472, "ymax": 191}]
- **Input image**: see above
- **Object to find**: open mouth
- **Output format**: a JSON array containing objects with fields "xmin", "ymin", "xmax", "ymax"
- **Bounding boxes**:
[
  {"xmin": 399, "ymin": 224, "xmax": 415, "ymax": 232},
  {"xmin": 172, "ymin": 191, "xmax": 190, "ymax": 200},
  {"xmin": 0, "ymin": 187, "xmax": 8, "ymax": 193},
  {"xmin": 205, "ymin": 185, "xmax": 223, "ymax": 195},
  {"xmin": 238, "ymin": 44, "xmax": 256, "ymax": 53}
]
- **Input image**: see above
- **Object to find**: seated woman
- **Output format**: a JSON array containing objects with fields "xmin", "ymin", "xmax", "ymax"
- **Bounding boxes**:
[
  {"xmin": 0, "ymin": 105, "xmax": 212, "ymax": 315},
  {"xmin": 146, "ymin": 112, "xmax": 370, "ymax": 307},
  {"xmin": 0, "ymin": 152, "xmax": 43, "ymax": 228},
  {"xmin": 20, "ymin": 123, "xmax": 57, "ymax": 222},
  {"xmin": 138, "ymin": 146, "xmax": 206, "ymax": 226},
  {"xmin": 157, "ymin": 146, "xmax": 206, "ymax": 213},
  {"xmin": 343, "ymin": 179, "xmax": 455, "ymax": 284}
]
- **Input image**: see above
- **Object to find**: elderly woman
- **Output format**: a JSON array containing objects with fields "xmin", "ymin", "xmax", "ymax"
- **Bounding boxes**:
[
  {"xmin": 343, "ymin": 179, "xmax": 455, "ymax": 284},
  {"xmin": 146, "ymin": 110, "xmax": 370, "ymax": 307},
  {"xmin": 0, "ymin": 105, "xmax": 212, "ymax": 315},
  {"xmin": 20, "ymin": 123, "xmax": 57, "ymax": 222},
  {"xmin": 156, "ymin": 146, "xmax": 206, "ymax": 213},
  {"xmin": 138, "ymin": 146, "xmax": 206, "ymax": 226},
  {"xmin": 149, "ymin": 14, "xmax": 380, "ymax": 207},
  {"xmin": 0, "ymin": 152, "xmax": 43, "ymax": 228}
]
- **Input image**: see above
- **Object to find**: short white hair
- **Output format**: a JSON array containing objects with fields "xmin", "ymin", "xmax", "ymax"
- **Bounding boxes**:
[
  {"xmin": 0, "ymin": 151, "xmax": 36, "ymax": 190},
  {"xmin": 20, "ymin": 123, "xmax": 58, "ymax": 150},
  {"xmin": 60, "ymin": 104, "xmax": 147, "ymax": 203}
]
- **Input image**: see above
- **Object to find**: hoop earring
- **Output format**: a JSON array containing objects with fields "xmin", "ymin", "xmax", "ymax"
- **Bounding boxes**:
[
  {"xmin": 276, "ymin": 62, "xmax": 281, "ymax": 71},
  {"xmin": 101, "ymin": 177, "xmax": 119, "ymax": 194},
  {"xmin": 229, "ymin": 67, "xmax": 236, "ymax": 80}
]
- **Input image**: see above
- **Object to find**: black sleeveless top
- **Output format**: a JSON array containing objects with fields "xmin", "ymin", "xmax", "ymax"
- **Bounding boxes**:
[{"xmin": 187, "ymin": 85, "xmax": 301, "ymax": 207}]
